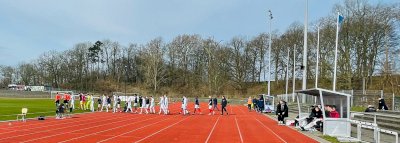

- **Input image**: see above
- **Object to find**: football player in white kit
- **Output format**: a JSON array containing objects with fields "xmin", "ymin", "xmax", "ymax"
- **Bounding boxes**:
[
  {"xmin": 112, "ymin": 95, "xmax": 118, "ymax": 113},
  {"xmin": 100, "ymin": 94, "xmax": 108, "ymax": 112},
  {"xmin": 181, "ymin": 96, "xmax": 189, "ymax": 115},
  {"xmin": 140, "ymin": 96, "xmax": 148, "ymax": 114},
  {"xmin": 163, "ymin": 95, "xmax": 169, "ymax": 115},
  {"xmin": 149, "ymin": 96, "xmax": 155, "ymax": 114},
  {"xmin": 126, "ymin": 96, "xmax": 133, "ymax": 113},
  {"xmin": 158, "ymin": 96, "xmax": 165, "ymax": 115}
]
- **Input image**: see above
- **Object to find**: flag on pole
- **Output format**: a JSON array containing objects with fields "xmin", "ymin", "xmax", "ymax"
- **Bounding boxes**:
[
  {"xmin": 333, "ymin": 13, "xmax": 343, "ymax": 91},
  {"xmin": 338, "ymin": 14, "xmax": 344, "ymax": 30}
]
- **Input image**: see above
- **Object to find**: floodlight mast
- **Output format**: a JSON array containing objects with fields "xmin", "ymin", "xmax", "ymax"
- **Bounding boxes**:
[
  {"xmin": 268, "ymin": 10, "xmax": 273, "ymax": 96},
  {"xmin": 301, "ymin": 0, "xmax": 309, "ymax": 103}
]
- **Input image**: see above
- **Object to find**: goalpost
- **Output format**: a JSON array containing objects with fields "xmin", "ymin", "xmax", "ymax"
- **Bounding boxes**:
[{"xmin": 112, "ymin": 92, "xmax": 139, "ymax": 101}]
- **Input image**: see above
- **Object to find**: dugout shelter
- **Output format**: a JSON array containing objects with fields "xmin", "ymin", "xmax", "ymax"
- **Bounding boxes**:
[{"xmin": 296, "ymin": 88, "xmax": 351, "ymax": 137}]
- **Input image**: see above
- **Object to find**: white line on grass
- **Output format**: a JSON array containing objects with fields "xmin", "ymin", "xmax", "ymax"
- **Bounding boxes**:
[
  {"xmin": 235, "ymin": 116, "xmax": 244, "ymax": 143},
  {"xmin": 134, "ymin": 116, "xmax": 191, "ymax": 143},
  {"xmin": 205, "ymin": 116, "xmax": 220, "ymax": 143},
  {"xmin": 255, "ymin": 117, "xmax": 287, "ymax": 143}
]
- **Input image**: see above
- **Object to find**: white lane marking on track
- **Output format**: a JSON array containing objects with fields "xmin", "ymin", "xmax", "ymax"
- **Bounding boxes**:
[
  {"xmin": 51, "ymin": 116, "xmax": 162, "ymax": 143},
  {"xmin": 0, "ymin": 113, "xmax": 134, "ymax": 141},
  {"xmin": 20, "ymin": 115, "xmax": 149, "ymax": 143},
  {"xmin": 255, "ymin": 118, "xmax": 287, "ymax": 143},
  {"xmin": 205, "ymin": 116, "xmax": 220, "ymax": 143},
  {"xmin": 235, "ymin": 116, "xmax": 244, "ymax": 143},
  {"xmin": 0, "ymin": 112, "xmax": 110, "ymax": 134},
  {"xmin": 134, "ymin": 116, "xmax": 190, "ymax": 143},
  {"xmin": 96, "ymin": 116, "xmax": 176, "ymax": 143}
]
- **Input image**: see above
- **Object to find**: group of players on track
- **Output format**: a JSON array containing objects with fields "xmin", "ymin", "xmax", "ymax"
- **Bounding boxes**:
[{"xmin": 54, "ymin": 92, "xmax": 230, "ymax": 118}]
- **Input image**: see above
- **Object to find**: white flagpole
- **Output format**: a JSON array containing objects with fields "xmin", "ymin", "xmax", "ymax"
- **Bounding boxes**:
[
  {"xmin": 333, "ymin": 12, "xmax": 340, "ymax": 91},
  {"xmin": 285, "ymin": 46, "xmax": 289, "ymax": 101},
  {"xmin": 315, "ymin": 26, "xmax": 320, "ymax": 88},
  {"xmin": 292, "ymin": 44, "xmax": 296, "ymax": 103}
]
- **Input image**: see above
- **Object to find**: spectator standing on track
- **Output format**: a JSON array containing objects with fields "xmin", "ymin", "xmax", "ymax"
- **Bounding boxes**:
[
  {"xmin": 208, "ymin": 96, "xmax": 214, "ymax": 115},
  {"xmin": 378, "ymin": 98, "xmax": 389, "ymax": 110},
  {"xmin": 97, "ymin": 96, "xmax": 102, "ymax": 111},
  {"xmin": 213, "ymin": 96, "xmax": 219, "ymax": 111},
  {"xmin": 258, "ymin": 96, "xmax": 265, "ymax": 113},
  {"xmin": 253, "ymin": 97, "xmax": 258, "ymax": 111},
  {"xmin": 276, "ymin": 100, "xmax": 288, "ymax": 125},
  {"xmin": 221, "ymin": 96, "xmax": 228, "ymax": 115},
  {"xmin": 149, "ymin": 96, "xmax": 155, "ymax": 114},
  {"xmin": 55, "ymin": 92, "xmax": 61, "ymax": 107},
  {"xmin": 247, "ymin": 96, "xmax": 253, "ymax": 112},
  {"xmin": 158, "ymin": 96, "xmax": 165, "ymax": 114},
  {"xmin": 193, "ymin": 96, "xmax": 202, "ymax": 115}
]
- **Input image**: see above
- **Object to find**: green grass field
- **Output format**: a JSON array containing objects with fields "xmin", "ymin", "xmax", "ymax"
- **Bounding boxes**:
[{"xmin": 0, "ymin": 98, "xmax": 88, "ymax": 121}]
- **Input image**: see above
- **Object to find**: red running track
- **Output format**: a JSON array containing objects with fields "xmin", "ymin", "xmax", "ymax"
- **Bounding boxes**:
[{"xmin": 0, "ymin": 103, "xmax": 318, "ymax": 143}]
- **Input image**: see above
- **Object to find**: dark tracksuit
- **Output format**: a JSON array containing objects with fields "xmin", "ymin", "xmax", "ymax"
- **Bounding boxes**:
[
  {"xmin": 378, "ymin": 99, "xmax": 389, "ymax": 110},
  {"xmin": 221, "ymin": 98, "xmax": 228, "ymax": 115},
  {"xmin": 213, "ymin": 98, "xmax": 219, "ymax": 111},
  {"xmin": 139, "ymin": 97, "xmax": 142, "ymax": 107},
  {"xmin": 258, "ymin": 98, "xmax": 264, "ymax": 112},
  {"xmin": 276, "ymin": 103, "xmax": 289, "ymax": 123}
]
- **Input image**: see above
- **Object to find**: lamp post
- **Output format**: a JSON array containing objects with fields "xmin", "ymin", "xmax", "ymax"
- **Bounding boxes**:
[
  {"xmin": 268, "ymin": 10, "xmax": 273, "ymax": 96},
  {"xmin": 301, "ymin": 0, "xmax": 309, "ymax": 103},
  {"xmin": 124, "ymin": 65, "xmax": 128, "ymax": 97},
  {"xmin": 302, "ymin": 0, "xmax": 308, "ymax": 91}
]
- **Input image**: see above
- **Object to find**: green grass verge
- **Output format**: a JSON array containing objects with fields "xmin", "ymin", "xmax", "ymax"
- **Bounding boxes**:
[
  {"xmin": 351, "ymin": 106, "xmax": 365, "ymax": 112},
  {"xmin": 0, "ymin": 98, "xmax": 89, "ymax": 121},
  {"xmin": 320, "ymin": 135, "xmax": 340, "ymax": 143}
]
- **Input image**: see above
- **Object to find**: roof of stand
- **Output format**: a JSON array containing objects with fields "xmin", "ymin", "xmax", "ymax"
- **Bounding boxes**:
[{"xmin": 295, "ymin": 88, "xmax": 351, "ymax": 97}]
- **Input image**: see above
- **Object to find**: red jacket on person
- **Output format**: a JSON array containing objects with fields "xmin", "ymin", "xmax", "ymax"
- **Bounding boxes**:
[{"xmin": 329, "ymin": 110, "xmax": 340, "ymax": 118}]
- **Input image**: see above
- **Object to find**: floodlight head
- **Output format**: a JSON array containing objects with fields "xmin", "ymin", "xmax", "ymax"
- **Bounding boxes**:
[{"xmin": 268, "ymin": 10, "xmax": 273, "ymax": 19}]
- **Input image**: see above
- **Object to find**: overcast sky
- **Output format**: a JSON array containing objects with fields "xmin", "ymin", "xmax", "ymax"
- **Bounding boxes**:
[{"xmin": 0, "ymin": 0, "xmax": 395, "ymax": 66}]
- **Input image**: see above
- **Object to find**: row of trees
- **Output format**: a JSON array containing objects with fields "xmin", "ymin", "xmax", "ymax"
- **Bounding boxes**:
[{"xmin": 1, "ymin": 1, "xmax": 399, "ymax": 96}]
